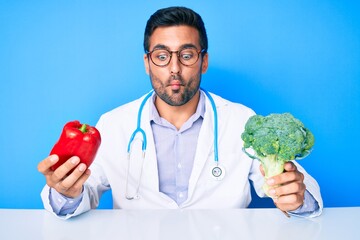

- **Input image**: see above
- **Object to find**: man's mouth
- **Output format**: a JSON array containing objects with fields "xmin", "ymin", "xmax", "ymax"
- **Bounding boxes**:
[
  {"xmin": 168, "ymin": 75, "xmax": 183, "ymax": 91},
  {"xmin": 170, "ymin": 80, "xmax": 182, "ymax": 91}
]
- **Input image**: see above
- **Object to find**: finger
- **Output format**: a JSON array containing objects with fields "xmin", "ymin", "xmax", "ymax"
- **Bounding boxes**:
[
  {"xmin": 268, "ymin": 181, "xmax": 306, "ymax": 198},
  {"xmin": 51, "ymin": 156, "xmax": 80, "ymax": 182},
  {"xmin": 56, "ymin": 166, "xmax": 91, "ymax": 198},
  {"xmin": 68, "ymin": 168, "xmax": 91, "ymax": 197},
  {"xmin": 273, "ymin": 193, "xmax": 305, "ymax": 211},
  {"xmin": 259, "ymin": 164, "xmax": 265, "ymax": 176},
  {"xmin": 37, "ymin": 155, "xmax": 59, "ymax": 174},
  {"xmin": 268, "ymin": 170, "xmax": 304, "ymax": 187},
  {"xmin": 58, "ymin": 163, "xmax": 88, "ymax": 191}
]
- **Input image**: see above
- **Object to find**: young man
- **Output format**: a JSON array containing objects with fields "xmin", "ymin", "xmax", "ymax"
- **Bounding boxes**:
[{"xmin": 38, "ymin": 6, "xmax": 323, "ymax": 219}]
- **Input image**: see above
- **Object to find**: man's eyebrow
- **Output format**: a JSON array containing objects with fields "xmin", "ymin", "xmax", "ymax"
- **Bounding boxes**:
[
  {"xmin": 151, "ymin": 43, "xmax": 199, "ymax": 51},
  {"xmin": 180, "ymin": 43, "xmax": 198, "ymax": 49},
  {"xmin": 151, "ymin": 44, "xmax": 168, "ymax": 51}
]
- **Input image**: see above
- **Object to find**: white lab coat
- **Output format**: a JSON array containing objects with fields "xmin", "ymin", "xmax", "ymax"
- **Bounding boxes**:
[{"xmin": 41, "ymin": 91, "xmax": 323, "ymax": 218}]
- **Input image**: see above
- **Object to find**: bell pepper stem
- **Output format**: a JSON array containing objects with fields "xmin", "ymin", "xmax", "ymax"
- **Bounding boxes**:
[{"xmin": 79, "ymin": 124, "xmax": 87, "ymax": 133}]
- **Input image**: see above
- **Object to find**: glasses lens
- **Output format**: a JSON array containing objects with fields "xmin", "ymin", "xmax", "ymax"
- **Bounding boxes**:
[
  {"xmin": 178, "ymin": 48, "xmax": 199, "ymax": 66},
  {"xmin": 150, "ymin": 48, "xmax": 200, "ymax": 67},
  {"xmin": 150, "ymin": 49, "xmax": 171, "ymax": 66}
]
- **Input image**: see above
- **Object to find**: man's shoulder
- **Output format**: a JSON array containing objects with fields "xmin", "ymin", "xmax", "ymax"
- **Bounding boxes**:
[
  {"xmin": 209, "ymin": 91, "xmax": 256, "ymax": 116},
  {"xmin": 208, "ymin": 92, "xmax": 256, "ymax": 131}
]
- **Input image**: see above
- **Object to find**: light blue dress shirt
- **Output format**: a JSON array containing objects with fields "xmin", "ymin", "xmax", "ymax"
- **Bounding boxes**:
[{"xmin": 149, "ymin": 92, "xmax": 205, "ymax": 205}]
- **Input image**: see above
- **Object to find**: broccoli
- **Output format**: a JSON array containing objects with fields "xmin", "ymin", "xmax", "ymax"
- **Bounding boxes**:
[{"xmin": 241, "ymin": 113, "xmax": 314, "ymax": 196}]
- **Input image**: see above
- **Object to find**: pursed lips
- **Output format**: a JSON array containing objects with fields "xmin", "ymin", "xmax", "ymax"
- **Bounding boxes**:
[{"xmin": 169, "ymin": 80, "xmax": 183, "ymax": 90}]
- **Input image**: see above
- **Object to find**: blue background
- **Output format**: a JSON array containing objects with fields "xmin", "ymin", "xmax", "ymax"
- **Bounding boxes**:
[{"xmin": 1, "ymin": 0, "xmax": 359, "ymax": 209}]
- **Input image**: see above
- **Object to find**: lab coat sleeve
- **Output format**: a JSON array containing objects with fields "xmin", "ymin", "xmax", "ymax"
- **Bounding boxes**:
[
  {"xmin": 292, "ymin": 161, "xmax": 323, "ymax": 217},
  {"xmin": 248, "ymin": 158, "xmax": 267, "ymax": 198},
  {"xmin": 40, "ymin": 185, "xmax": 92, "ymax": 220}
]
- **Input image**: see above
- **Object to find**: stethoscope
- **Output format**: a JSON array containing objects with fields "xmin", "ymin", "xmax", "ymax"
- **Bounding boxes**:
[{"xmin": 125, "ymin": 88, "xmax": 225, "ymax": 200}]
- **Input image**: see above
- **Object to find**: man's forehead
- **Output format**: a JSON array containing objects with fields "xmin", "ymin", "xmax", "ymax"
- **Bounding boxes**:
[{"xmin": 148, "ymin": 25, "xmax": 201, "ymax": 50}]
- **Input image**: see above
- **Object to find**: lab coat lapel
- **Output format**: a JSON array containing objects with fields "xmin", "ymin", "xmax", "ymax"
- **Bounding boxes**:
[
  {"xmin": 141, "ymin": 100, "xmax": 160, "ymax": 192},
  {"xmin": 187, "ymin": 95, "xmax": 215, "ymax": 199}
]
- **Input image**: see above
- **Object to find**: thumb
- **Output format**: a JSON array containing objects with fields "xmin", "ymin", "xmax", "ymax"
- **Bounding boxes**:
[{"xmin": 259, "ymin": 164, "xmax": 265, "ymax": 176}]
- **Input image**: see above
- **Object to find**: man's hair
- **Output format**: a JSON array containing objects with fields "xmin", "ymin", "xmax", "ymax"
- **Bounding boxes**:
[{"xmin": 144, "ymin": 6, "xmax": 208, "ymax": 53}]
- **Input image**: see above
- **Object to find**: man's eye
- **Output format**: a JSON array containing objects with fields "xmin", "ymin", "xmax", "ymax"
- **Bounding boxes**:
[
  {"xmin": 181, "ymin": 53, "xmax": 194, "ymax": 60},
  {"xmin": 154, "ymin": 52, "xmax": 169, "ymax": 61},
  {"xmin": 180, "ymin": 49, "xmax": 197, "ymax": 61}
]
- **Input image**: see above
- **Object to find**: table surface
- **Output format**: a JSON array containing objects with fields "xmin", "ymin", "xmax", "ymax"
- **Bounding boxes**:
[{"xmin": 0, "ymin": 207, "xmax": 359, "ymax": 240}]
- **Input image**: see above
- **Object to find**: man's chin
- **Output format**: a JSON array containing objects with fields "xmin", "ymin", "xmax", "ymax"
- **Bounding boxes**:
[{"xmin": 163, "ymin": 94, "xmax": 186, "ymax": 106}]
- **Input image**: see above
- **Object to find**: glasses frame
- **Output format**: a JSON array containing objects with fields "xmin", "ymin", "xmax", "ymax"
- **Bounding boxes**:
[{"xmin": 146, "ymin": 48, "xmax": 205, "ymax": 67}]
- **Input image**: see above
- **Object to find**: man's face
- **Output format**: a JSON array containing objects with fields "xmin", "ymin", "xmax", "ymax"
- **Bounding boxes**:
[{"xmin": 144, "ymin": 25, "xmax": 208, "ymax": 106}]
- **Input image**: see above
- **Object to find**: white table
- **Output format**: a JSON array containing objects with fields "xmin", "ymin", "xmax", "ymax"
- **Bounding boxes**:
[{"xmin": 0, "ymin": 207, "xmax": 358, "ymax": 240}]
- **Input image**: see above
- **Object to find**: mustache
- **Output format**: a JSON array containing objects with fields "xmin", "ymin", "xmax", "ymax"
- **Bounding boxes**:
[{"xmin": 168, "ymin": 75, "xmax": 184, "ymax": 84}]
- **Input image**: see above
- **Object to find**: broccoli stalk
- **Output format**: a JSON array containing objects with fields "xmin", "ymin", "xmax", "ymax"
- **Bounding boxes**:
[
  {"xmin": 257, "ymin": 154, "xmax": 287, "ymax": 195},
  {"xmin": 241, "ymin": 113, "xmax": 314, "ymax": 197},
  {"xmin": 260, "ymin": 154, "xmax": 285, "ymax": 178}
]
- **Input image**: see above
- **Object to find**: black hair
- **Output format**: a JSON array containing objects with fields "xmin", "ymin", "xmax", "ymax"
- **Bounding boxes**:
[{"xmin": 143, "ymin": 6, "xmax": 208, "ymax": 53}]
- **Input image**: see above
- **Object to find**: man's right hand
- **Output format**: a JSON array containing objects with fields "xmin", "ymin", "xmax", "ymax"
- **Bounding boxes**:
[{"xmin": 37, "ymin": 155, "xmax": 91, "ymax": 198}]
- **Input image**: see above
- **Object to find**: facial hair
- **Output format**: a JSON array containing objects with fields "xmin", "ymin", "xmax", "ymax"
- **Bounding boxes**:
[{"xmin": 149, "ymin": 69, "xmax": 202, "ymax": 106}]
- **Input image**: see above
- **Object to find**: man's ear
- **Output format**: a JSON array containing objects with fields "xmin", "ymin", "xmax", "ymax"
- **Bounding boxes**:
[
  {"xmin": 144, "ymin": 53, "xmax": 150, "ymax": 75},
  {"xmin": 201, "ymin": 52, "xmax": 209, "ymax": 74}
]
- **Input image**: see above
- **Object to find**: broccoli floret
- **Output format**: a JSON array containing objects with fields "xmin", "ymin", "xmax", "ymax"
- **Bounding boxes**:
[{"xmin": 241, "ymin": 113, "xmax": 314, "ymax": 196}]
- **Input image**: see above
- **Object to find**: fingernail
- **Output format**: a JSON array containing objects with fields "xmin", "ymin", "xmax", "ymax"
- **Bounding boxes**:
[
  {"xmin": 267, "ymin": 178, "xmax": 275, "ymax": 186},
  {"xmin": 269, "ymin": 189, "xmax": 276, "ymax": 196},
  {"xmin": 71, "ymin": 157, "xmax": 80, "ymax": 165},
  {"xmin": 78, "ymin": 164, "xmax": 86, "ymax": 172},
  {"xmin": 49, "ymin": 155, "xmax": 58, "ymax": 162}
]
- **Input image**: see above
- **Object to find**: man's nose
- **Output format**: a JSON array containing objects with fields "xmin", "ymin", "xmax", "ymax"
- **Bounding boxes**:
[{"xmin": 169, "ymin": 53, "xmax": 181, "ymax": 74}]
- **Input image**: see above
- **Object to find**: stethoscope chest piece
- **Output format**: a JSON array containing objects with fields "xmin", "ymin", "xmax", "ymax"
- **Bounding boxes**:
[{"xmin": 211, "ymin": 164, "xmax": 225, "ymax": 180}]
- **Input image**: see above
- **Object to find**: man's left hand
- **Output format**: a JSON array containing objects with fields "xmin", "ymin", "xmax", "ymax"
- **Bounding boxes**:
[{"xmin": 261, "ymin": 162, "xmax": 306, "ymax": 212}]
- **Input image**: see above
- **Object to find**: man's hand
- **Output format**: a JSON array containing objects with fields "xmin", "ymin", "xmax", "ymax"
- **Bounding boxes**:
[
  {"xmin": 37, "ymin": 155, "xmax": 91, "ymax": 198},
  {"xmin": 260, "ymin": 162, "xmax": 305, "ymax": 212}
]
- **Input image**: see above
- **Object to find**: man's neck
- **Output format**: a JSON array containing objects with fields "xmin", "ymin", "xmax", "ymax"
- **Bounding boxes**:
[{"xmin": 155, "ymin": 91, "xmax": 200, "ymax": 130}]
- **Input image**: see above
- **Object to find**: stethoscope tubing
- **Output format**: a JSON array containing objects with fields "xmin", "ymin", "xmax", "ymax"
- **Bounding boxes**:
[
  {"xmin": 127, "ymin": 88, "xmax": 218, "ymax": 162},
  {"xmin": 125, "ymin": 88, "xmax": 221, "ymax": 200},
  {"xmin": 126, "ymin": 90, "xmax": 154, "ymax": 153},
  {"xmin": 200, "ymin": 88, "xmax": 219, "ymax": 164}
]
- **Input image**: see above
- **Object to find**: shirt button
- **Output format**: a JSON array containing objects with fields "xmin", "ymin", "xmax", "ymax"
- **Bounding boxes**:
[
  {"xmin": 177, "ymin": 163, "xmax": 182, "ymax": 169},
  {"xmin": 178, "ymin": 193, "xmax": 184, "ymax": 198}
]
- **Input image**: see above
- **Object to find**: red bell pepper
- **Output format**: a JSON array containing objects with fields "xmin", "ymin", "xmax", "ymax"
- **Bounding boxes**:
[{"xmin": 50, "ymin": 120, "xmax": 101, "ymax": 171}]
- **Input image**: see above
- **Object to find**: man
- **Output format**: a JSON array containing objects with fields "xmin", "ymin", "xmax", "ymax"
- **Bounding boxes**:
[{"xmin": 38, "ymin": 6, "xmax": 323, "ymax": 219}]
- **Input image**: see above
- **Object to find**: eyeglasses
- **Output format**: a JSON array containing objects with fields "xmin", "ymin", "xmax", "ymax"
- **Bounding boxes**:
[{"xmin": 146, "ymin": 47, "xmax": 205, "ymax": 67}]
